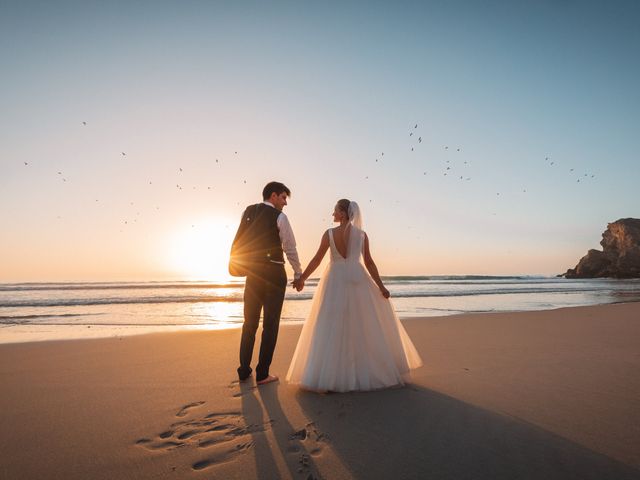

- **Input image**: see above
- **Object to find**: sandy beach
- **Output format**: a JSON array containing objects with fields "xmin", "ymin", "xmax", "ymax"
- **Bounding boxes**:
[{"xmin": 1, "ymin": 302, "xmax": 640, "ymax": 479}]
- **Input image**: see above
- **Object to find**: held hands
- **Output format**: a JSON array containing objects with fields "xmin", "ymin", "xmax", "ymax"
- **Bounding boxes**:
[{"xmin": 292, "ymin": 277, "xmax": 305, "ymax": 292}]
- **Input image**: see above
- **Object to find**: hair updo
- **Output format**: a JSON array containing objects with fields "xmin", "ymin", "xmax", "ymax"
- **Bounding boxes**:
[{"xmin": 336, "ymin": 199, "xmax": 350, "ymax": 218}]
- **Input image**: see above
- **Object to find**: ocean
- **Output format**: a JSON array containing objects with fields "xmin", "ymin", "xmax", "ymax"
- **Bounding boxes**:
[{"xmin": 2, "ymin": 276, "xmax": 640, "ymax": 344}]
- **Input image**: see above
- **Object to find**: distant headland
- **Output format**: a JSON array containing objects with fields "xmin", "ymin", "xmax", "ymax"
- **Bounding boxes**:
[{"xmin": 563, "ymin": 218, "xmax": 640, "ymax": 279}]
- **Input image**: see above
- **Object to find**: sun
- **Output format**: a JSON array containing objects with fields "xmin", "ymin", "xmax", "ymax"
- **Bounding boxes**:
[{"xmin": 166, "ymin": 217, "xmax": 237, "ymax": 281}]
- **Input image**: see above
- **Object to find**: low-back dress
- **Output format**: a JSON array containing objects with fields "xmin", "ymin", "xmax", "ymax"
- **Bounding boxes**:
[{"xmin": 286, "ymin": 226, "xmax": 423, "ymax": 392}]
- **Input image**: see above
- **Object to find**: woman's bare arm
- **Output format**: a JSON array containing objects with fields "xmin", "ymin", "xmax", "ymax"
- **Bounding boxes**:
[
  {"xmin": 296, "ymin": 231, "xmax": 330, "ymax": 289},
  {"xmin": 363, "ymin": 233, "xmax": 390, "ymax": 298}
]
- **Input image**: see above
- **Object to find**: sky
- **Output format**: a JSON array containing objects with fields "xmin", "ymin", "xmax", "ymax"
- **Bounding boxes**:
[{"xmin": 1, "ymin": 0, "xmax": 639, "ymax": 282}]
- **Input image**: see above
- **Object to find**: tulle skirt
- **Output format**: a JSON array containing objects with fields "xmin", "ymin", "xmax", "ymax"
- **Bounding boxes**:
[{"xmin": 286, "ymin": 261, "xmax": 423, "ymax": 392}]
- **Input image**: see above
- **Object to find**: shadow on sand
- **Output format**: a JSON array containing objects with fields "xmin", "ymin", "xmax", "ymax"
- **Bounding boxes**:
[
  {"xmin": 275, "ymin": 383, "xmax": 640, "ymax": 480},
  {"xmin": 240, "ymin": 380, "xmax": 324, "ymax": 479}
]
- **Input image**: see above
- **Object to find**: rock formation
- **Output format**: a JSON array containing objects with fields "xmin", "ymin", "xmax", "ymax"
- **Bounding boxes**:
[{"xmin": 564, "ymin": 218, "xmax": 640, "ymax": 278}]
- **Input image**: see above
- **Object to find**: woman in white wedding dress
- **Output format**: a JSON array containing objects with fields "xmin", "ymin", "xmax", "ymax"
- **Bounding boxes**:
[{"xmin": 286, "ymin": 199, "xmax": 423, "ymax": 393}]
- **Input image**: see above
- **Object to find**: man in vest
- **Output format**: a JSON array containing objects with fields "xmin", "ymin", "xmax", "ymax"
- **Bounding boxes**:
[{"xmin": 232, "ymin": 181, "xmax": 302, "ymax": 385}]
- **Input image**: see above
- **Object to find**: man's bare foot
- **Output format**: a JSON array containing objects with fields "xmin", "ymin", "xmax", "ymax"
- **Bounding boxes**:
[{"xmin": 257, "ymin": 375, "xmax": 279, "ymax": 386}]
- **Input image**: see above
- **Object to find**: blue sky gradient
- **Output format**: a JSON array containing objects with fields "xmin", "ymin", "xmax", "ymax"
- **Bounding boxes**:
[{"xmin": 1, "ymin": 1, "xmax": 639, "ymax": 280}]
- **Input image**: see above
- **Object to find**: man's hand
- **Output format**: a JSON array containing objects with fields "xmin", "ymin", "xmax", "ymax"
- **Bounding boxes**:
[{"xmin": 292, "ymin": 278, "xmax": 305, "ymax": 292}]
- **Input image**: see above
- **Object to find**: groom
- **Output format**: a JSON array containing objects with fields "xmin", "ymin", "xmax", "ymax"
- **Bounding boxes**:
[{"xmin": 232, "ymin": 181, "xmax": 302, "ymax": 385}]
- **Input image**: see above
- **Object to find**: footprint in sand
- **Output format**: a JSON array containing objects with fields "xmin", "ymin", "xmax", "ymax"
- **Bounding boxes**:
[
  {"xmin": 287, "ymin": 422, "xmax": 329, "ymax": 477},
  {"xmin": 135, "ymin": 438, "xmax": 185, "ymax": 450},
  {"xmin": 192, "ymin": 441, "xmax": 254, "ymax": 471},
  {"xmin": 232, "ymin": 389, "xmax": 257, "ymax": 398},
  {"xmin": 228, "ymin": 380, "xmax": 257, "ymax": 397},
  {"xmin": 336, "ymin": 399, "xmax": 354, "ymax": 419},
  {"xmin": 176, "ymin": 401, "xmax": 206, "ymax": 417},
  {"xmin": 135, "ymin": 406, "xmax": 274, "ymax": 471},
  {"xmin": 136, "ymin": 411, "xmax": 242, "ymax": 452}
]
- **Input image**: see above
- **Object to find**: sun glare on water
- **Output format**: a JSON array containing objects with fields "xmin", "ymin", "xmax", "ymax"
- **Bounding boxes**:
[{"xmin": 166, "ymin": 218, "xmax": 237, "ymax": 281}]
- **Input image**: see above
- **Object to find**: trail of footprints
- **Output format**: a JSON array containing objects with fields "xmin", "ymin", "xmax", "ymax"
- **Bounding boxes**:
[
  {"xmin": 135, "ymin": 401, "xmax": 268, "ymax": 470},
  {"xmin": 135, "ymin": 400, "xmax": 328, "ymax": 475},
  {"xmin": 288, "ymin": 422, "xmax": 328, "ymax": 478}
]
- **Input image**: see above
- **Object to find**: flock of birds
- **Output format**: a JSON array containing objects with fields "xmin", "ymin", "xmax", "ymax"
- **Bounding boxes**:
[
  {"xmin": 19, "ymin": 121, "xmax": 254, "ymax": 231},
  {"xmin": 367, "ymin": 122, "xmax": 597, "ymax": 199},
  {"xmin": 19, "ymin": 119, "xmax": 597, "ymax": 232}
]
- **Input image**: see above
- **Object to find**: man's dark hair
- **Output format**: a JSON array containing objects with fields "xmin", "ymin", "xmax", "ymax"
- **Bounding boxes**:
[{"xmin": 262, "ymin": 181, "xmax": 291, "ymax": 200}]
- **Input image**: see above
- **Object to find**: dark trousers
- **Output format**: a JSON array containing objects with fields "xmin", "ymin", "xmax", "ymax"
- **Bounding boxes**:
[{"xmin": 238, "ymin": 263, "xmax": 287, "ymax": 382}]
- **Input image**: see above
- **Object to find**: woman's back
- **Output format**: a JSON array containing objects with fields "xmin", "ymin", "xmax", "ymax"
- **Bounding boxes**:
[{"xmin": 328, "ymin": 226, "xmax": 362, "ymax": 263}]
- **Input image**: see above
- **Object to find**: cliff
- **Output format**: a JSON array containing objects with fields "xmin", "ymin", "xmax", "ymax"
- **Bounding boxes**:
[{"xmin": 564, "ymin": 218, "xmax": 640, "ymax": 279}]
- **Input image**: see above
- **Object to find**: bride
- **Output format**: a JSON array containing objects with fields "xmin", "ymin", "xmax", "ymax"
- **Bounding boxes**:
[{"xmin": 286, "ymin": 199, "xmax": 423, "ymax": 393}]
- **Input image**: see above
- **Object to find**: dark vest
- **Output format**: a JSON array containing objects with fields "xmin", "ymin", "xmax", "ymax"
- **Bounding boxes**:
[{"xmin": 232, "ymin": 203, "xmax": 284, "ymax": 266}]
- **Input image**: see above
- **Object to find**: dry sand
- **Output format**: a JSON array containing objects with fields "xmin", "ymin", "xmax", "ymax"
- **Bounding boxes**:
[{"xmin": 1, "ymin": 302, "xmax": 639, "ymax": 479}]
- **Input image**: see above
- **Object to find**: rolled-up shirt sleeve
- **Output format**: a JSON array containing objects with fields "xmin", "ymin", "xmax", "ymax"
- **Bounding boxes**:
[{"xmin": 277, "ymin": 212, "xmax": 302, "ymax": 278}]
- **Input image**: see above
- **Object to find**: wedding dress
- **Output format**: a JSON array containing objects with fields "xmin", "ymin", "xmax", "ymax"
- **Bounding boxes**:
[{"xmin": 286, "ymin": 222, "xmax": 423, "ymax": 392}]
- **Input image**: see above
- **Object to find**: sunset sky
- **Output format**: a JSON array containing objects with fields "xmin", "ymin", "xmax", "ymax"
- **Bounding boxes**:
[{"xmin": 1, "ymin": 1, "xmax": 639, "ymax": 282}]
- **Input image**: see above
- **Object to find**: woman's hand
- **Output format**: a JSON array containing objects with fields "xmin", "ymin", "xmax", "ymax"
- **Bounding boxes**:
[
  {"xmin": 292, "ymin": 277, "xmax": 305, "ymax": 292},
  {"xmin": 380, "ymin": 286, "xmax": 390, "ymax": 299}
]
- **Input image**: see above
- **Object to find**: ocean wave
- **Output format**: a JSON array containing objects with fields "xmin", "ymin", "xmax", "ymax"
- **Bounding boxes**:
[
  {"xmin": 0, "ymin": 280, "xmax": 320, "ymax": 292},
  {"xmin": 0, "ymin": 276, "xmax": 557, "ymax": 292},
  {"xmin": 0, "ymin": 295, "xmax": 245, "ymax": 308},
  {"xmin": 381, "ymin": 275, "xmax": 539, "ymax": 282},
  {"xmin": 0, "ymin": 313, "xmax": 102, "ymax": 320},
  {"xmin": 0, "ymin": 282, "xmax": 244, "ymax": 292},
  {"xmin": 3, "ymin": 276, "xmax": 634, "ymax": 294},
  {"xmin": 0, "ymin": 320, "xmax": 241, "ymax": 327},
  {"xmin": 2, "ymin": 285, "xmax": 636, "ymax": 308}
]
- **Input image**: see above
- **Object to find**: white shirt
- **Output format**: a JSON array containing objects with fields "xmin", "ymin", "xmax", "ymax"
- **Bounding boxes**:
[{"xmin": 263, "ymin": 201, "xmax": 302, "ymax": 278}]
